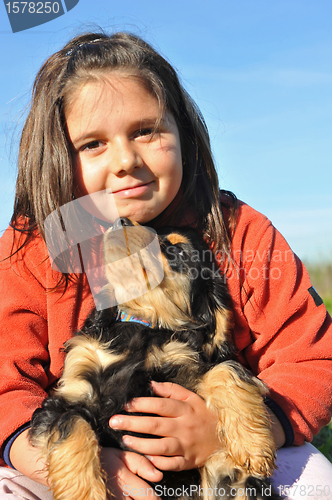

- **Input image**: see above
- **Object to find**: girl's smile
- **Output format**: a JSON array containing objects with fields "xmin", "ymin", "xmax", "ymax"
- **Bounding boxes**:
[
  {"xmin": 111, "ymin": 181, "xmax": 154, "ymax": 198},
  {"xmin": 66, "ymin": 75, "xmax": 183, "ymax": 224}
]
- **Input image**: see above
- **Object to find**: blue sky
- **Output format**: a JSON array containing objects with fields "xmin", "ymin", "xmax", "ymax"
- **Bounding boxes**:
[{"xmin": 0, "ymin": 0, "xmax": 331, "ymax": 262}]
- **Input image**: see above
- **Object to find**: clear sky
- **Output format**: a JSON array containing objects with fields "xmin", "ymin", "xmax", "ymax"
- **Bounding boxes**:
[{"xmin": 0, "ymin": 0, "xmax": 331, "ymax": 262}]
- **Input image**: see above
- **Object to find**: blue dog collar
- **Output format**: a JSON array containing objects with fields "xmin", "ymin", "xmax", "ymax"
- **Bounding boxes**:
[{"xmin": 116, "ymin": 310, "xmax": 152, "ymax": 327}]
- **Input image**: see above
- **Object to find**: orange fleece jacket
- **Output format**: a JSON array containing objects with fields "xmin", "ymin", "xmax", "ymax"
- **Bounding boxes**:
[{"xmin": 0, "ymin": 201, "xmax": 331, "ymax": 465}]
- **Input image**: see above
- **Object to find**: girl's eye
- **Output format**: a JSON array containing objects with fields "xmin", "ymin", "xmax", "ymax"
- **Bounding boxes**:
[
  {"xmin": 81, "ymin": 140, "xmax": 102, "ymax": 151},
  {"xmin": 135, "ymin": 128, "xmax": 155, "ymax": 139}
]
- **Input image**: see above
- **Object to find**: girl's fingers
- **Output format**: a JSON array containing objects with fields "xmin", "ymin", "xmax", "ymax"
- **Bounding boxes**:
[
  {"xmin": 150, "ymin": 381, "xmax": 195, "ymax": 401},
  {"xmin": 100, "ymin": 448, "xmax": 162, "ymax": 500},
  {"xmin": 122, "ymin": 435, "xmax": 182, "ymax": 457},
  {"xmin": 116, "ymin": 449, "xmax": 163, "ymax": 482},
  {"xmin": 145, "ymin": 454, "xmax": 187, "ymax": 472},
  {"xmin": 125, "ymin": 393, "xmax": 185, "ymax": 417},
  {"xmin": 114, "ymin": 469, "xmax": 160, "ymax": 500},
  {"xmin": 110, "ymin": 414, "xmax": 171, "ymax": 436}
]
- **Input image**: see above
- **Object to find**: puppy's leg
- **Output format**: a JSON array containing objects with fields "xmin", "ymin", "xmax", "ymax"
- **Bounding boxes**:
[
  {"xmin": 29, "ymin": 333, "xmax": 119, "ymax": 500},
  {"xmin": 35, "ymin": 416, "xmax": 108, "ymax": 500},
  {"xmin": 55, "ymin": 335, "xmax": 126, "ymax": 404},
  {"xmin": 197, "ymin": 361, "xmax": 276, "ymax": 480}
]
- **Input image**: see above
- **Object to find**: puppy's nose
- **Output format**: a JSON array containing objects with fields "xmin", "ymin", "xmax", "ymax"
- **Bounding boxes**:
[{"xmin": 113, "ymin": 217, "xmax": 134, "ymax": 230}]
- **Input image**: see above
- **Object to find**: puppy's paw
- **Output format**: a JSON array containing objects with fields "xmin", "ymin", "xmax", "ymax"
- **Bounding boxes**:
[{"xmin": 197, "ymin": 361, "xmax": 277, "ymax": 478}]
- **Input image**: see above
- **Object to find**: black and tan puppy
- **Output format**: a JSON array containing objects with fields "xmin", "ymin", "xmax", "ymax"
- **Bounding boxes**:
[{"xmin": 29, "ymin": 219, "xmax": 281, "ymax": 500}]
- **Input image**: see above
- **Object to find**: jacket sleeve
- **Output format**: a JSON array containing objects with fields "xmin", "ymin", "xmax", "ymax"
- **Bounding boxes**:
[
  {"xmin": 0, "ymin": 227, "xmax": 52, "ymax": 462},
  {"xmin": 227, "ymin": 203, "xmax": 332, "ymax": 446},
  {"xmin": 0, "ymin": 225, "xmax": 95, "ymax": 465}
]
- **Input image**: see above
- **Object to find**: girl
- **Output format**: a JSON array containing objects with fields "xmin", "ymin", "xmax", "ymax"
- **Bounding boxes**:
[{"xmin": 0, "ymin": 31, "xmax": 332, "ymax": 500}]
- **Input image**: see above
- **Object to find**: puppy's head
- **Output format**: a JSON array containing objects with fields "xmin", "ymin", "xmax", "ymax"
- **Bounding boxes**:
[{"xmin": 103, "ymin": 218, "xmax": 232, "ymax": 344}]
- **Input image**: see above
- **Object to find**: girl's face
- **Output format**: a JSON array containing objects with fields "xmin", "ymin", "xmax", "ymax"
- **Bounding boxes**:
[{"xmin": 66, "ymin": 74, "xmax": 183, "ymax": 224}]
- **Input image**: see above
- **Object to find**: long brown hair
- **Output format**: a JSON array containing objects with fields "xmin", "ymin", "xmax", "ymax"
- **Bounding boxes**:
[{"xmin": 11, "ymin": 30, "xmax": 237, "ymax": 269}]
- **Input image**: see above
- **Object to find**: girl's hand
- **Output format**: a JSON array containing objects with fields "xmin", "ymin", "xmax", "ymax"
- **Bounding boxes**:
[
  {"xmin": 100, "ymin": 447, "xmax": 163, "ymax": 500},
  {"xmin": 10, "ymin": 430, "xmax": 162, "ymax": 499},
  {"xmin": 109, "ymin": 381, "xmax": 221, "ymax": 472}
]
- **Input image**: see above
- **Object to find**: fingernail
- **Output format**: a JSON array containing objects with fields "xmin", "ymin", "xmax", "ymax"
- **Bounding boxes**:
[
  {"xmin": 145, "ymin": 456, "xmax": 159, "ymax": 474},
  {"xmin": 109, "ymin": 417, "xmax": 122, "ymax": 428},
  {"xmin": 122, "ymin": 436, "xmax": 132, "ymax": 446}
]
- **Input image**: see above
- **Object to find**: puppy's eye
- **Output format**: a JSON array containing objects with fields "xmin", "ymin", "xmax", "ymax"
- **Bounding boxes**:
[
  {"xmin": 171, "ymin": 246, "xmax": 184, "ymax": 257},
  {"xmin": 165, "ymin": 245, "xmax": 186, "ymax": 262}
]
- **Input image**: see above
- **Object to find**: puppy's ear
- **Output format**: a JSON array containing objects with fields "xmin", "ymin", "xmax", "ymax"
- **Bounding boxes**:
[
  {"xmin": 191, "ymin": 268, "xmax": 229, "ymax": 324},
  {"xmin": 192, "ymin": 270, "xmax": 234, "ymax": 360}
]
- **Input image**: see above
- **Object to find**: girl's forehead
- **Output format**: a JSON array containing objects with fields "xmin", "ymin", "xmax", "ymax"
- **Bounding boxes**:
[
  {"xmin": 70, "ymin": 73, "xmax": 148, "ymax": 102},
  {"xmin": 65, "ymin": 73, "xmax": 178, "ymax": 142},
  {"xmin": 65, "ymin": 73, "xmax": 160, "ymax": 118}
]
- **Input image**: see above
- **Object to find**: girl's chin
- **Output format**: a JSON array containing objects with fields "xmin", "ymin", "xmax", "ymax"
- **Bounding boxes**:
[{"xmin": 114, "ymin": 202, "xmax": 162, "ymax": 225}]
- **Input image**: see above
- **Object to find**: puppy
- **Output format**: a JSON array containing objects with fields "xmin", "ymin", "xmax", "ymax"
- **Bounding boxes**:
[{"xmin": 29, "ymin": 219, "xmax": 282, "ymax": 500}]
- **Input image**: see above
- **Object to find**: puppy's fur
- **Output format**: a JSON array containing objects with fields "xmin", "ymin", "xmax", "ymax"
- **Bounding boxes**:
[{"xmin": 29, "ymin": 220, "xmax": 281, "ymax": 500}]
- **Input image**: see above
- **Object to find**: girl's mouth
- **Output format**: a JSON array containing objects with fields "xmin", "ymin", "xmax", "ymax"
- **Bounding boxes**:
[{"xmin": 112, "ymin": 182, "xmax": 153, "ymax": 198}]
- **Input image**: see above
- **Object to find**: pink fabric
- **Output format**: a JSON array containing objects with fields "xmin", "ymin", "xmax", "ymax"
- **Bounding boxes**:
[
  {"xmin": 0, "ymin": 444, "xmax": 332, "ymax": 499},
  {"xmin": 273, "ymin": 443, "xmax": 332, "ymax": 500},
  {"xmin": 0, "ymin": 469, "xmax": 52, "ymax": 499}
]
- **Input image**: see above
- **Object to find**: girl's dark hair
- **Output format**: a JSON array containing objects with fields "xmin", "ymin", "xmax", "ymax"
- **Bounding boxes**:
[{"xmin": 12, "ymin": 31, "xmax": 237, "ymax": 270}]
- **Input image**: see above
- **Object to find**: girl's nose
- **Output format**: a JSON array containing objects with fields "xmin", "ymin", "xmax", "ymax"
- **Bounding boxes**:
[{"xmin": 111, "ymin": 137, "xmax": 143, "ymax": 175}]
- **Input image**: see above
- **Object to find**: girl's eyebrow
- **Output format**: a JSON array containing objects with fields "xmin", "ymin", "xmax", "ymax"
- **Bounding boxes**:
[
  {"xmin": 69, "ymin": 131, "xmax": 100, "ymax": 147},
  {"xmin": 138, "ymin": 116, "xmax": 167, "ymax": 127}
]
